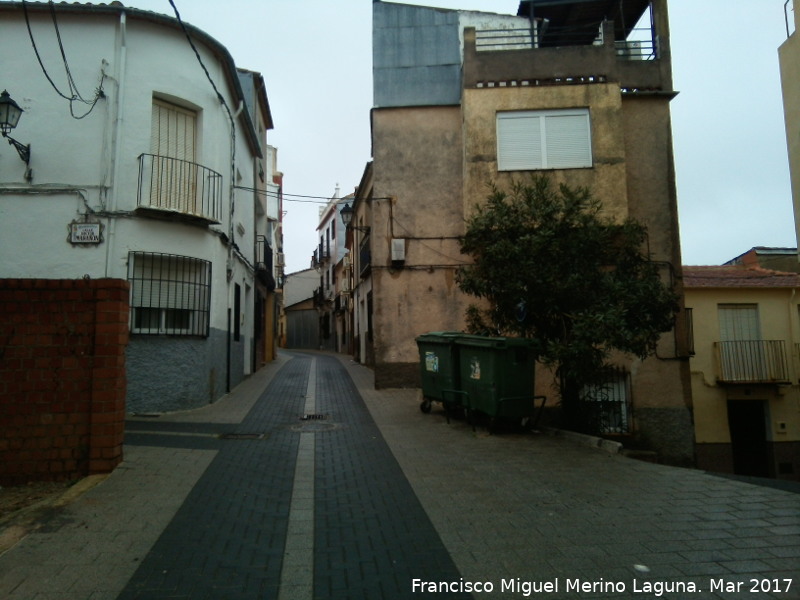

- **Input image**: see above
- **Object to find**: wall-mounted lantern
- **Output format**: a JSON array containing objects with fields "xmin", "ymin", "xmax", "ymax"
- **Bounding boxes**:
[
  {"xmin": 340, "ymin": 203, "xmax": 370, "ymax": 233},
  {"xmin": 0, "ymin": 90, "xmax": 32, "ymax": 181}
]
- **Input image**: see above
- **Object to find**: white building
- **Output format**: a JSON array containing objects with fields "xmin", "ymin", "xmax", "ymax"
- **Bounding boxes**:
[
  {"xmin": 0, "ymin": 3, "xmax": 276, "ymax": 413},
  {"xmin": 312, "ymin": 188, "xmax": 351, "ymax": 352}
]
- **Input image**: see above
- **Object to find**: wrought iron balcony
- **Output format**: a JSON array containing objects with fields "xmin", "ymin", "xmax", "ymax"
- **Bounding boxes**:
[
  {"xmin": 359, "ymin": 235, "xmax": 371, "ymax": 279},
  {"xmin": 255, "ymin": 235, "xmax": 275, "ymax": 290},
  {"xmin": 715, "ymin": 340, "xmax": 790, "ymax": 384},
  {"xmin": 137, "ymin": 154, "xmax": 222, "ymax": 223}
]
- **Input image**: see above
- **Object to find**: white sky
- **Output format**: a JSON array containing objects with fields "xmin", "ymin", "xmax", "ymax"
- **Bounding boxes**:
[{"xmin": 16, "ymin": 0, "xmax": 796, "ymax": 273}]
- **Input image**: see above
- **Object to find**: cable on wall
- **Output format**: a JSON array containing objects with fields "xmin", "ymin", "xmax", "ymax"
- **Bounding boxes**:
[
  {"xmin": 21, "ymin": 0, "xmax": 106, "ymax": 119},
  {"xmin": 167, "ymin": 0, "xmax": 240, "ymax": 280}
]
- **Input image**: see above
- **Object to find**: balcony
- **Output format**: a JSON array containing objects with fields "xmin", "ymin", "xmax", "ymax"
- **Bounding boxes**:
[
  {"xmin": 715, "ymin": 340, "xmax": 790, "ymax": 384},
  {"xmin": 137, "ymin": 154, "xmax": 222, "ymax": 224},
  {"xmin": 475, "ymin": 27, "xmax": 656, "ymax": 60},
  {"xmin": 255, "ymin": 235, "xmax": 275, "ymax": 291},
  {"xmin": 463, "ymin": 0, "xmax": 671, "ymax": 94},
  {"xmin": 359, "ymin": 235, "xmax": 371, "ymax": 279}
]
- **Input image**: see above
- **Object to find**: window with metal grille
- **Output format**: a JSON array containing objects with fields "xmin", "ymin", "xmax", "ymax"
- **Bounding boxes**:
[
  {"xmin": 497, "ymin": 108, "xmax": 592, "ymax": 171},
  {"xmin": 128, "ymin": 252, "xmax": 211, "ymax": 336},
  {"xmin": 579, "ymin": 368, "xmax": 632, "ymax": 435}
]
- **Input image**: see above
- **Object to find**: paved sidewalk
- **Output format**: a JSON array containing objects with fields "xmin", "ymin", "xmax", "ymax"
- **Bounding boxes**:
[
  {"xmin": 0, "ymin": 350, "xmax": 798, "ymax": 599},
  {"xmin": 345, "ymin": 357, "xmax": 800, "ymax": 599}
]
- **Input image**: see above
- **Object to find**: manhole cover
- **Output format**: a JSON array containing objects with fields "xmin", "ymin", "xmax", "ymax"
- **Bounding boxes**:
[
  {"xmin": 219, "ymin": 433, "xmax": 268, "ymax": 440},
  {"xmin": 300, "ymin": 414, "xmax": 327, "ymax": 421},
  {"xmin": 289, "ymin": 422, "xmax": 339, "ymax": 433}
]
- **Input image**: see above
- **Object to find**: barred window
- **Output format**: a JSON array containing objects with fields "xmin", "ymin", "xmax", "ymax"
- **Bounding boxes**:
[
  {"xmin": 128, "ymin": 252, "xmax": 211, "ymax": 336},
  {"xmin": 579, "ymin": 368, "xmax": 631, "ymax": 435}
]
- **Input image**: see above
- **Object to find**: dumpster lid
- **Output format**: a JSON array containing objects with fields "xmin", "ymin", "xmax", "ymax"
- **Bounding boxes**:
[
  {"xmin": 416, "ymin": 331, "xmax": 463, "ymax": 342},
  {"xmin": 454, "ymin": 334, "xmax": 536, "ymax": 349}
]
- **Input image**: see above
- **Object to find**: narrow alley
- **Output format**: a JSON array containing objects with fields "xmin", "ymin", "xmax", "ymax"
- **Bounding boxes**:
[{"xmin": 0, "ymin": 352, "xmax": 798, "ymax": 599}]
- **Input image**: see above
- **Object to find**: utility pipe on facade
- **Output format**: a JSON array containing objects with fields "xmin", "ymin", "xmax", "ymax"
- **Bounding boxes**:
[{"xmin": 104, "ymin": 11, "xmax": 127, "ymax": 278}]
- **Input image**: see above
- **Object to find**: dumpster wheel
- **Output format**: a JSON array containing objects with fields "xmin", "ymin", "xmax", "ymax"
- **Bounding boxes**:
[{"xmin": 420, "ymin": 398, "xmax": 432, "ymax": 413}]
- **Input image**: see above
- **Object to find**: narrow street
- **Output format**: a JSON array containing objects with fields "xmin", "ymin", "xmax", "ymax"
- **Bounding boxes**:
[{"xmin": 0, "ymin": 351, "xmax": 798, "ymax": 599}]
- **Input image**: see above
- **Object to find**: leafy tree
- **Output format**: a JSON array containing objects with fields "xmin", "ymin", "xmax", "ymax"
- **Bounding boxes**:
[{"xmin": 456, "ymin": 176, "xmax": 679, "ymax": 429}]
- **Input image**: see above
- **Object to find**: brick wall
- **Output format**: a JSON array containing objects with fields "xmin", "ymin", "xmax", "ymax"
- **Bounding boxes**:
[{"xmin": 0, "ymin": 279, "xmax": 129, "ymax": 485}]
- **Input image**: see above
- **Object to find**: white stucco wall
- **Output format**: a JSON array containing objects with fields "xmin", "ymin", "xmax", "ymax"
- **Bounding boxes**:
[{"xmin": 0, "ymin": 5, "xmax": 264, "ymax": 410}]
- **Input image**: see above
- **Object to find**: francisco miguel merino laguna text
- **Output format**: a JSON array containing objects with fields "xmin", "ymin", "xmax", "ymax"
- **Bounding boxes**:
[{"xmin": 412, "ymin": 577, "xmax": 708, "ymax": 596}]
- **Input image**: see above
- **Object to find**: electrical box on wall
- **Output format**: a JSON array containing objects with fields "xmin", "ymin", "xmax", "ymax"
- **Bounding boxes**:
[{"xmin": 391, "ymin": 238, "xmax": 406, "ymax": 265}]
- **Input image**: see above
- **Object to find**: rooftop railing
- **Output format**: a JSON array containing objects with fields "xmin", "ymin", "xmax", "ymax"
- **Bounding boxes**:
[{"xmin": 475, "ymin": 25, "xmax": 656, "ymax": 60}]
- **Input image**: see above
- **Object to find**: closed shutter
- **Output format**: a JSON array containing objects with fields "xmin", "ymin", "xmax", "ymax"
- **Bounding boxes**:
[
  {"xmin": 718, "ymin": 304, "xmax": 760, "ymax": 341},
  {"xmin": 497, "ymin": 109, "xmax": 591, "ymax": 171},
  {"xmin": 718, "ymin": 304, "xmax": 765, "ymax": 381},
  {"xmin": 497, "ymin": 113, "xmax": 542, "ymax": 170},
  {"xmin": 544, "ymin": 112, "xmax": 592, "ymax": 169},
  {"xmin": 151, "ymin": 100, "xmax": 196, "ymax": 162},
  {"xmin": 150, "ymin": 100, "xmax": 198, "ymax": 213}
]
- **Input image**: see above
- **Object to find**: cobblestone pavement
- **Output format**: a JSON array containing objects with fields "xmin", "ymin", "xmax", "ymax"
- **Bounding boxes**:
[{"xmin": 0, "ymin": 351, "xmax": 798, "ymax": 599}]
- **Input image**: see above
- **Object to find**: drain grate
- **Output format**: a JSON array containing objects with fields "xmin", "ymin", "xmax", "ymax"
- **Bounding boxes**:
[
  {"xmin": 219, "ymin": 432, "xmax": 268, "ymax": 440},
  {"xmin": 300, "ymin": 414, "xmax": 327, "ymax": 421}
]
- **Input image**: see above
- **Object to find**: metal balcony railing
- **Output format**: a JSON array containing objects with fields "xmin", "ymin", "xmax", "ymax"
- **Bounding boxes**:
[
  {"xmin": 715, "ymin": 340, "xmax": 790, "ymax": 384},
  {"xmin": 359, "ymin": 235, "xmax": 371, "ymax": 278},
  {"xmin": 475, "ymin": 26, "xmax": 656, "ymax": 60},
  {"xmin": 137, "ymin": 154, "xmax": 223, "ymax": 223},
  {"xmin": 255, "ymin": 235, "xmax": 276, "ymax": 290}
]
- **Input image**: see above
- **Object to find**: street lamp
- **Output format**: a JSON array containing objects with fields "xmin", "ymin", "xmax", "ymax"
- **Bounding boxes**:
[
  {"xmin": 339, "ymin": 203, "xmax": 370, "ymax": 233},
  {"xmin": 0, "ymin": 90, "xmax": 32, "ymax": 179}
]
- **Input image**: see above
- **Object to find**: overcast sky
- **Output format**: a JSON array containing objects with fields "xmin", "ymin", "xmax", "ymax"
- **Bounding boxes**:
[{"xmin": 19, "ymin": 0, "xmax": 795, "ymax": 273}]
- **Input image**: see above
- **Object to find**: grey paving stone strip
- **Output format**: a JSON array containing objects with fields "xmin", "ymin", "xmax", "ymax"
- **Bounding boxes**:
[
  {"xmin": 116, "ymin": 356, "xmax": 310, "ymax": 599},
  {"xmin": 277, "ymin": 357, "xmax": 316, "ymax": 600},
  {"xmin": 116, "ymin": 352, "xmax": 469, "ymax": 598},
  {"xmin": 312, "ymin": 354, "xmax": 471, "ymax": 599}
]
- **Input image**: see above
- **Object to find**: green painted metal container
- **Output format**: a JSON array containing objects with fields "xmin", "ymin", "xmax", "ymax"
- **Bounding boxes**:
[
  {"xmin": 454, "ymin": 335, "xmax": 537, "ymax": 420},
  {"xmin": 415, "ymin": 332, "xmax": 463, "ymax": 413}
]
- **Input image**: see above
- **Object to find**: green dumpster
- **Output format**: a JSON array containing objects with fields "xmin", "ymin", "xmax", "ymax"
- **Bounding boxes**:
[
  {"xmin": 454, "ymin": 335, "xmax": 543, "ymax": 427},
  {"xmin": 415, "ymin": 332, "xmax": 465, "ymax": 415}
]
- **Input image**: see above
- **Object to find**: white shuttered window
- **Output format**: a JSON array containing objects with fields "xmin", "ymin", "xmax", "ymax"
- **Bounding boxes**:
[
  {"xmin": 151, "ymin": 99, "xmax": 197, "ymax": 162},
  {"xmin": 497, "ymin": 109, "xmax": 592, "ymax": 171},
  {"xmin": 718, "ymin": 304, "xmax": 761, "ymax": 341},
  {"xmin": 150, "ymin": 100, "xmax": 198, "ymax": 214}
]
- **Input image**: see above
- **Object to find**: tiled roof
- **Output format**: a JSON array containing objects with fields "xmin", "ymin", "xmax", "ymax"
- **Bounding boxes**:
[{"xmin": 683, "ymin": 266, "xmax": 800, "ymax": 288}]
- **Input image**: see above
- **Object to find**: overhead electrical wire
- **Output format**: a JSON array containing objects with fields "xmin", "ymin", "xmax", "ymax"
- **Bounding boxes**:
[
  {"xmin": 235, "ymin": 185, "xmax": 395, "ymax": 204},
  {"xmin": 167, "ymin": 0, "xmax": 242, "ymax": 261},
  {"xmin": 21, "ymin": 0, "xmax": 105, "ymax": 119},
  {"xmin": 167, "ymin": 0, "xmax": 231, "ymax": 118}
]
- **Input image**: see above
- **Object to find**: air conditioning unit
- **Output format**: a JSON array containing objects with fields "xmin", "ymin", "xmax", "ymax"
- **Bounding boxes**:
[
  {"xmin": 276, "ymin": 252, "xmax": 285, "ymax": 267},
  {"xmin": 391, "ymin": 238, "xmax": 406, "ymax": 264},
  {"xmin": 615, "ymin": 40, "xmax": 643, "ymax": 60}
]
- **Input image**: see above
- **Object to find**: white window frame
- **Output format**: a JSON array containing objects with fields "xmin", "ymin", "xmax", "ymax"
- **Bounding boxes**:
[{"xmin": 497, "ymin": 108, "xmax": 593, "ymax": 171}]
